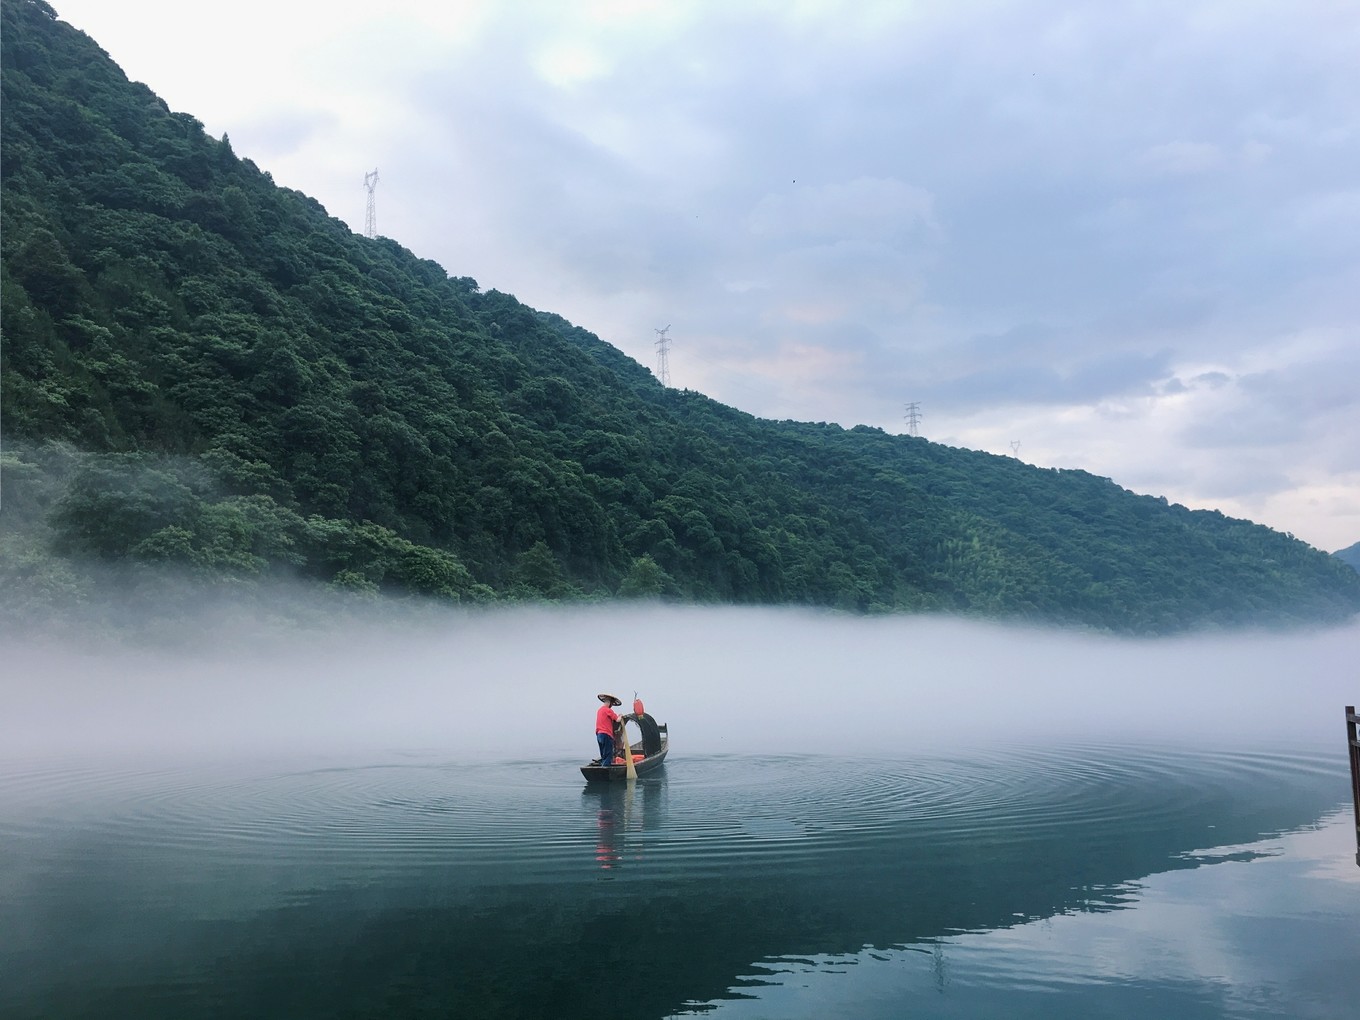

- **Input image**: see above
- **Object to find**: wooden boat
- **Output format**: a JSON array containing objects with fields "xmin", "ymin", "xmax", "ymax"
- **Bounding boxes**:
[{"xmin": 581, "ymin": 712, "xmax": 669, "ymax": 781}]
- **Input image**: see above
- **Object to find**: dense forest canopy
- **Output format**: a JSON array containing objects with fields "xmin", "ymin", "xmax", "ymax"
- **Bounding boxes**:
[
  {"xmin": 3, "ymin": 0, "xmax": 1359, "ymax": 635},
  {"xmin": 1334, "ymin": 542, "xmax": 1360, "ymax": 573}
]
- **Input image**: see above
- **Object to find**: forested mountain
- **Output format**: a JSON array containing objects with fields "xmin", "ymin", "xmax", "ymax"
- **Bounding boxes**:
[
  {"xmin": 3, "ymin": 0, "xmax": 1359, "ymax": 634},
  {"xmin": 1334, "ymin": 542, "xmax": 1360, "ymax": 573}
]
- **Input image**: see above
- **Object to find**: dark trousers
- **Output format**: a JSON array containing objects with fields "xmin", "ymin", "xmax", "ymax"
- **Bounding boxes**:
[{"xmin": 597, "ymin": 732, "xmax": 615, "ymax": 766}]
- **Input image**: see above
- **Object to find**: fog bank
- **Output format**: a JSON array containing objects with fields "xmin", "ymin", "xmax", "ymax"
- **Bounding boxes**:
[{"xmin": 4, "ymin": 605, "xmax": 1356, "ymax": 762}]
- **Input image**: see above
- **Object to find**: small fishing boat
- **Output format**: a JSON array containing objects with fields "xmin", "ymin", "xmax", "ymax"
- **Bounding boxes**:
[{"xmin": 582, "ymin": 704, "xmax": 669, "ymax": 782}]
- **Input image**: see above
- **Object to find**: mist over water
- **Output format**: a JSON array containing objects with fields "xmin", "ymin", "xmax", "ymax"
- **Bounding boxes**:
[
  {"xmin": 4, "ymin": 598, "xmax": 1358, "ymax": 1019},
  {"xmin": 4, "ymin": 602, "xmax": 1356, "ymax": 762}
]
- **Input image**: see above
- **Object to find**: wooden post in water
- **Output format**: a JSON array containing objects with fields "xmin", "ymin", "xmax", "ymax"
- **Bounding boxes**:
[{"xmin": 1347, "ymin": 706, "xmax": 1360, "ymax": 868}]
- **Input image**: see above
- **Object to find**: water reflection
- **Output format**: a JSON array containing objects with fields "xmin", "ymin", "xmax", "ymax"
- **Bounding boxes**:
[
  {"xmin": 677, "ymin": 810, "xmax": 1360, "ymax": 1019},
  {"xmin": 0, "ymin": 744, "xmax": 1352, "ymax": 1020},
  {"xmin": 593, "ymin": 786, "xmax": 622, "ymax": 869},
  {"xmin": 584, "ymin": 775, "xmax": 668, "ymax": 870}
]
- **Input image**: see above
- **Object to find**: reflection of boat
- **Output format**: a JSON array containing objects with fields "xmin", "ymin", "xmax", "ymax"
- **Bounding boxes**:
[
  {"xmin": 583, "ymin": 760, "xmax": 667, "ymax": 868},
  {"xmin": 581, "ymin": 712, "xmax": 669, "ymax": 781}
]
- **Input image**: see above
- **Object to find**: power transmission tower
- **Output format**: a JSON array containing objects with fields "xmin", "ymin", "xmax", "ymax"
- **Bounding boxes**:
[
  {"xmin": 363, "ymin": 169, "xmax": 379, "ymax": 238},
  {"xmin": 1010, "ymin": 440, "xmax": 1021, "ymax": 456},
  {"xmin": 654, "ymin": 325, "xmax": 672, "ymax": 387},
  {"xmin": 904, "ymin": 402, "xmax": 922, "ymax": 436}
]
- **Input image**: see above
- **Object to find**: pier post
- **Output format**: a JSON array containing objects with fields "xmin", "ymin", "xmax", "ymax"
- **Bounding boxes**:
[{"xmin": 1347, "ymin": 706, "xmax": 1360, "ymax": 868}]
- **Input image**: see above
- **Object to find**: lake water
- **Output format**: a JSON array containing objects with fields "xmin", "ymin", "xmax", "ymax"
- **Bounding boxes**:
[{"xmin": 2, "ymin": 607, "xmax": 1358, "ymax": 1018}]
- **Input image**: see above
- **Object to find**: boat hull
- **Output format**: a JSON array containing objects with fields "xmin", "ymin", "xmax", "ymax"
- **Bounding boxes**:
[{"xmin": 580, "ymin": 743, "xmax": 668, "ymax": 782}]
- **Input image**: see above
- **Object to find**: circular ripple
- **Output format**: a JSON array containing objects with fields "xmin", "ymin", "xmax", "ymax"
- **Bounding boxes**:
[{"xmin": 0, "ymin": 744, "xmax": 1340, "ymax": 884}]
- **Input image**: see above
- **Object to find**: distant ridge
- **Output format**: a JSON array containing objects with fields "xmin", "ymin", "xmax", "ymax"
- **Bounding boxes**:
[
  {"xmin": 1334, "ymin": 542, "xmax": 1360, "ymax": 572},
  {"xmin": 3, "ymin": 0, "xmax": 1359, "ymax": 634}
]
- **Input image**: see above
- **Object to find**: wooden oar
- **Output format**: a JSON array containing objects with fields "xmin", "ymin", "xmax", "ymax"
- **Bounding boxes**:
[{"xmin": 620, "ymin": 718, "xmax": 637, "ymax": 781}]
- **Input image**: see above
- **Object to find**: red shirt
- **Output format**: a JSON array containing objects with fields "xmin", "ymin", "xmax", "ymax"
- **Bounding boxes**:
[{"xmin": 596, "ymin": 703, "xmax": 619, "ymax": 735}]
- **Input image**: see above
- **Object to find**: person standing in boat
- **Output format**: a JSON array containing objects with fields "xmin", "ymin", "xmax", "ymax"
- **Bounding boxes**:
[{"xmin": 595, "ymin": 693, "xmax": 622, "ymax": 766}]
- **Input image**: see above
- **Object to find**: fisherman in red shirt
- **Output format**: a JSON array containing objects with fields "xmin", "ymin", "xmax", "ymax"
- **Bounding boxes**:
[{"xmin": 595, "ymin": 693, "xmax": 622, "ymax": 766}]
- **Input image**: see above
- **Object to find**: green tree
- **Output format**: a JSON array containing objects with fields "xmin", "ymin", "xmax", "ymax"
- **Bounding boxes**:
[{"xmin": 618, "ymin": 555, "xmax": 670, "ymax": 598}]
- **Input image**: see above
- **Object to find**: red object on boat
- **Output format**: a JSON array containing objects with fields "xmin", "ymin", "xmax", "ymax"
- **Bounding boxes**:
[{"xmin": 633, "ymin": 697, "xmax": 644, "ymax": 716}]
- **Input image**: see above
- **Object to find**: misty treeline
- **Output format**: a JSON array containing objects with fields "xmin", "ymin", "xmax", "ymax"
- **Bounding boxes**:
[{"xmin": 3, "ymin": 0, "xmax": 1358, "ymax": 635}]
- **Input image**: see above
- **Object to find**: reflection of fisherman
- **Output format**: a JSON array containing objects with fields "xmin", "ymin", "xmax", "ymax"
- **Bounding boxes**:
[
  {"xmin": 595, "ymin": 800, "xmax": 619, "ymax": 869},
  {"xmin": 595, "ymin": 693, "xmax": 622, "ymax": 766}
]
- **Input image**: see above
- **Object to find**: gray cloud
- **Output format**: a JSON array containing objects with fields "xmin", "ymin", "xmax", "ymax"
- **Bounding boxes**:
[
  {"xmin": 925, "ymin": 349, "xmax": 1174, "ymax": 412},
  {"xmin": 1131, "ymin": 346, "xmax": 1360, "ymax": 511}
]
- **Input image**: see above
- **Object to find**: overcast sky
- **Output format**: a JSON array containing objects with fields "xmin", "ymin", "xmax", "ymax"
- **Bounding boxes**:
[{"xmin": 49, "ymin": 0, "xmax": 1360, "ymax": 551}]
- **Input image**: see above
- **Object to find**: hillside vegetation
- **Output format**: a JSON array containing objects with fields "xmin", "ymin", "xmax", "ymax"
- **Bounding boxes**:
[
  {"xmin": 1334, "ymin": 542, "xmax": 1360, "ymax": 573},
  {"xmin": 4, "ymin": 0, "xmax": 1359, "ymax": 634}
]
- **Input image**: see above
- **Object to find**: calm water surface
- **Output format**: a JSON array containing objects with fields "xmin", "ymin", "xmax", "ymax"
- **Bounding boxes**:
[{"xmin": 2, "ymin": 741, "xmax": 1356, "ymax": 1019}]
